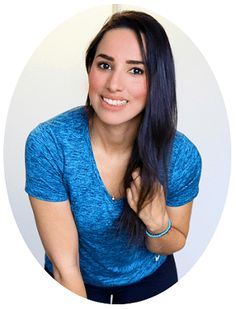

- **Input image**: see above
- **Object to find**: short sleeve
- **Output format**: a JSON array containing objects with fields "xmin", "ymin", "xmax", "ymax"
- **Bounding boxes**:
[
  {"xmin": 166, "ymin": 133, "xmax": 202, "ymax": 206},
  {"xmin": 25, "ymin": 124, "xmax": 68, "ymax": 202}
]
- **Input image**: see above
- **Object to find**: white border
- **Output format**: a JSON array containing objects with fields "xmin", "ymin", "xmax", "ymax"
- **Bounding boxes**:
[{"xmin": 1, "ymin": 1, "xmax": 235, "ymax": 308}]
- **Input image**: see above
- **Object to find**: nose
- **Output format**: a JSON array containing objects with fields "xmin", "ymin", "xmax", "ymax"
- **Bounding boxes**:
[{"xmin": 105, "ymin": 70, "xmax": 124, "ymax": 93}]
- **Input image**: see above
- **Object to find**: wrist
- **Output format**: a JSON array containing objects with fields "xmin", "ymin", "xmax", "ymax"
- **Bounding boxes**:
[
  {"xmin": 146, "ymin": 213, "xmax": 169, "ymax": 234},
  {"xmin": 146, "ymin": 219, "xmax": 172, "ymax": 239}
]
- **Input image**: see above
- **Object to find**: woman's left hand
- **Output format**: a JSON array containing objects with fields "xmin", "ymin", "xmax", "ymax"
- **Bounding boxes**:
[{"xmin": 126, "ymin": 169, "xmax": 169, "ymax": 234}]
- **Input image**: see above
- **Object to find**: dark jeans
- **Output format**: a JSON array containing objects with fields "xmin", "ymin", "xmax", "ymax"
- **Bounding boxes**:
[{"xmin": 45, "ymin": 254, "xmax": 178, "ymax": 304}]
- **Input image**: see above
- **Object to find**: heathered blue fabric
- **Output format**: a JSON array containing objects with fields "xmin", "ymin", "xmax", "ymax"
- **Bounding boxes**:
[{"xmin": 25, "ymin": 106, "xmax": 202, "ymax": 287}]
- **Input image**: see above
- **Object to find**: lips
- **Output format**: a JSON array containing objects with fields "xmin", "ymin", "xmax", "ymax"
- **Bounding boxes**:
[{"xmin": 102, "ymin": 96, "xmax": 128, "ymax": 106}]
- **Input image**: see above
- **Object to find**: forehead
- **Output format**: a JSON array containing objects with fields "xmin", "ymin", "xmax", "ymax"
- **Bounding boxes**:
[{"xmin": 96, "ymin": 28, "xmax": 143, "ymax": 59}]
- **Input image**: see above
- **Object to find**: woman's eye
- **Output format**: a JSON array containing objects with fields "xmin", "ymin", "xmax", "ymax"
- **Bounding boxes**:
[
  {"xmin": 129, "ymin": 67, "xmax": 144, "ymax": 75},
  {"xmin": 98, "ymin": 62, "xmax": 111, "ymax": 70}
]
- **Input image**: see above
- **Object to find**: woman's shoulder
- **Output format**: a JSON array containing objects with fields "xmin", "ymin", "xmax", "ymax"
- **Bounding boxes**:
[
  {"xmin": 166, "ymin": 131, "xmax": 202, "ymax": 206},
  {"xmin": 38, "ymin": 105, "xmax": 87, "ymax": 131},
  {"xmin": 169, "ymin": 130, "xmax": 202, "ymax": 183},
  {"xmin": 27, "ymin": 105, "xmax": 88, "ymax": 141},
  {"xmin": 172, "ymin": 131, "xmax": 200, "ymax": 159}
]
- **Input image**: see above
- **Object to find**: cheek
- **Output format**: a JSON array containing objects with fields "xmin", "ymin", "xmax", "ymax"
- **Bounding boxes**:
[
  {"xmin": 132, "ymin": 80, "xmax": 148, "ymax": 102},
  {"xmin": 140, "ymin": 83, "xmax": 148, "ymax": 99},
  {"xmin": 88, "ymin": 70, "xmax": 101, "ymax": 94}
]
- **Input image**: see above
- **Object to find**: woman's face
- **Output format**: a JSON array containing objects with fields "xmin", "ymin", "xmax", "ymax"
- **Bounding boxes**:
[{"xmin": 88, "ymin": 28, "xmax": 148, "ymax": 126}]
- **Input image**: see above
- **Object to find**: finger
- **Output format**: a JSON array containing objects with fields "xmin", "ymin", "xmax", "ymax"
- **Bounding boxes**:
[
  {"xmin": 133, "ymin": 174, "xmax": 141, "ymax": 190},
  {"xmin": 159, "ymin": 185, "xmax": 165, "ymax": 196},
  {"xmin": 130, "ymin": 181, "xmax": 140, "ymax": 203},
  {"xmin": 132, "ymin": 169, "xmax": 142, "ymax": 192},
  {"xmin": 126, "ymin": 188, "xmax": 137, "ymax": 213},
  {"xmin": 159, "ymin": 185, "xmax": 166, "ymax": 203},
  {"xmin": 132, "ymin": 168, "xmax": 140, "ymax": 180}
]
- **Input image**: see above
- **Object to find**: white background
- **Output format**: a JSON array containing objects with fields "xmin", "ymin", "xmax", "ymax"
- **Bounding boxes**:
[
  {"xmin": 1, "ymin": 0, "xmax": 235, "ymax": 308},
  {"xmin": 4, "ymin": 2, "xmax": 230, "ymax": 282}
]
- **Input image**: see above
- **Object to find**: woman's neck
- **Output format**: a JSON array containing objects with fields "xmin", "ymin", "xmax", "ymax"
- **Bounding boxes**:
[{"xmin": 89, "ymin": 114, "xmax": 141, "ymax": 155}]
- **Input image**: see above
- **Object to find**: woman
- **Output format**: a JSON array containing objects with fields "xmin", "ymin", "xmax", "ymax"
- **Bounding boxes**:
[{"xmin": 25, "ymin": 10, "xmax": 202, "ymax": 304}]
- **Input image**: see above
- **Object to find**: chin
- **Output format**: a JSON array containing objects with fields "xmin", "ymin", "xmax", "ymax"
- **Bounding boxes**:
[{"xmin": 95, "ymin": 111, "xmax": 142, "ymax": 127}]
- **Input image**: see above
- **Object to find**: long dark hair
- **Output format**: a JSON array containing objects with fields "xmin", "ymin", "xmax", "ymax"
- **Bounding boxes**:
[{"xmin": 85, "ymin": 11, "xmax": 177, "ymax": 243}]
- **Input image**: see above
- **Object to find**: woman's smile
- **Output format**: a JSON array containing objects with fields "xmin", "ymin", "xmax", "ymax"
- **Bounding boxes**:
[
  {"xmin": 88, "ymin": 28, "xmax": 147, "ymax": 126},
  {"xmin": 100, "ymin": 95, "xmax": 129, "ymax": 111},
  {"xmin": 102, "ymin": 96, "xmax": 128, "ymax": 106}
]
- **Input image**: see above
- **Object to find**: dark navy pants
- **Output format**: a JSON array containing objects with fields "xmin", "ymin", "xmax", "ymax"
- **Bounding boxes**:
[{"xmin": 45, "ymin": 254, "xmax": 178, "ymax": 304}]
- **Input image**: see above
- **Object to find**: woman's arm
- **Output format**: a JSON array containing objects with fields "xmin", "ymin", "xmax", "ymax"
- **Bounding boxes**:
[
  {"xmin": 127, "ymin": 170, "xmax": 193, "ymax": 255},
  {"xmin": 144, "ymin": 202, "xmax": 193, "ymax": 255},
  {"xmin": 29, "ymin": 196, "xmax": 87, "ymax": 298}
]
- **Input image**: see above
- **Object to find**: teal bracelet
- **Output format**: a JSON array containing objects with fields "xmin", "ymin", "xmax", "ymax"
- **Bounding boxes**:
[{"xmin": 145, "ymin": 219, "xmax": 172, "ymax": 238}]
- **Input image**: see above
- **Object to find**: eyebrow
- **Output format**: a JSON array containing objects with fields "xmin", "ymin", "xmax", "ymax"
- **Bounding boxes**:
[{"xmin": 96, "ymin": 53, "xmax": 144, "ymax": 65}]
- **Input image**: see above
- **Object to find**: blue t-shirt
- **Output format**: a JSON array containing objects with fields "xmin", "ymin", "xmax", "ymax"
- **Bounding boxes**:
[{"xmin": 25, "ymin": 106, "xmax": 202, "ymax": 287}]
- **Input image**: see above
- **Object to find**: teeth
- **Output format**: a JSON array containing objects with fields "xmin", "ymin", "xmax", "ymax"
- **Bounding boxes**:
[{"xmin": 103, "ymin": 97, "xmax": 128, "ymax": 106}]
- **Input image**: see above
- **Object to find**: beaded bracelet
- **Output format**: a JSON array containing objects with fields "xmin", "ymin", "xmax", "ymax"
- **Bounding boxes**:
[{"xmin": 145, "ymin": 219, "xmax": 172, "ymax": 238}]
